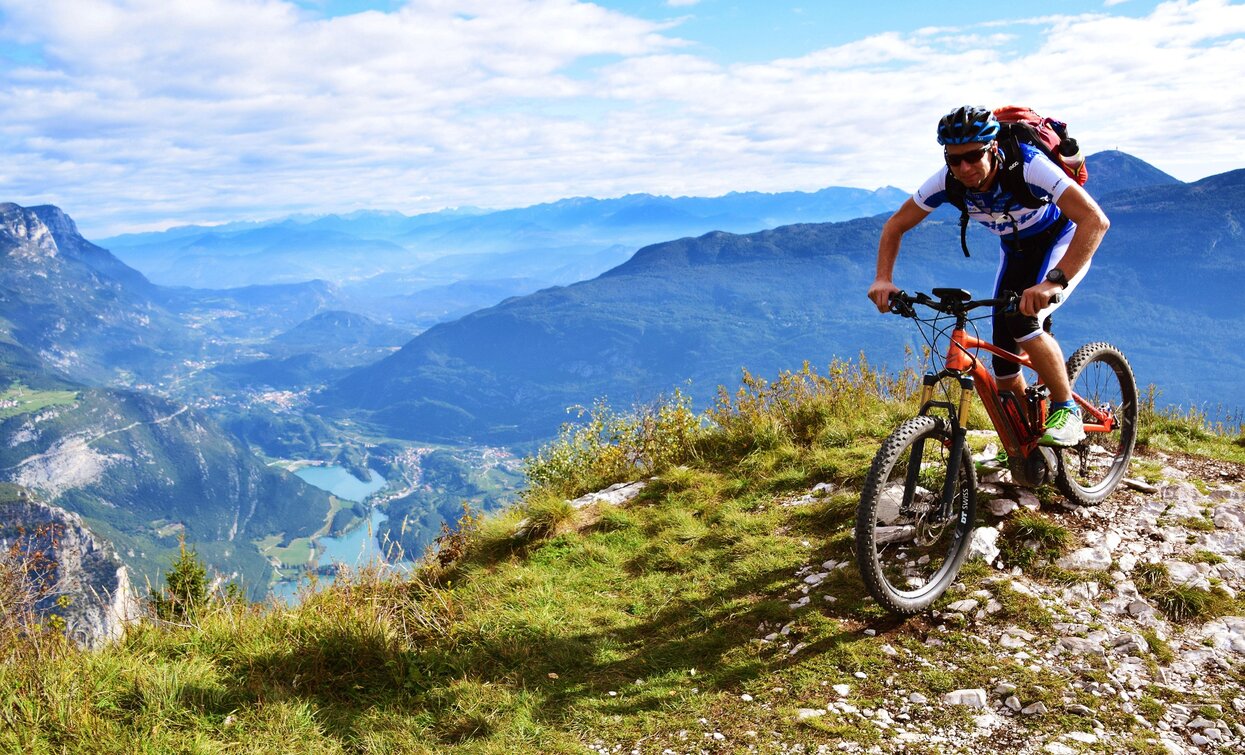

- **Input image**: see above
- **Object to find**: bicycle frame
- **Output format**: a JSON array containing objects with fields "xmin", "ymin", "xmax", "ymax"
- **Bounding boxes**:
[{"xmin": 918, "ymin": 322, "xmax": 1119, "ymax": 461}]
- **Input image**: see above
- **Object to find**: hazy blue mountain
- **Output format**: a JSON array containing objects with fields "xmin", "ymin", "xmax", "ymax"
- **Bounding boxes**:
[
  {"xmin": 324, "ymin": 161, "xmax": 1245, "ymax": 442},
  {"xmin": 395, "ymin": 187, "xmax": 911, "ymax": 247},
  {"xmin": 1084, "ymin": 150, "xmax": 1182, "ymax": 198},
  {"xmin": 107, "ymin": 225, "xmax": 415, "ymax": 289},
  {"xmin": 337, "ymin": 246, "xmax": 636, "ymax": 328},
  {"xmin": 353, "ymin": 278, "xmax": 555, "ymax": 329},
  {"xmin": 159, "ymin": 280, "xmax": 345, "ymax": 342},
  {"xmin": 99, "ymin": 185, "xmax": 910, "ymax": 293},
  {"xmin": 406, "ymin": 244, "xmax": 635, "ymax": 284},
  {"xmin": 300, "ymin": 208, "xmax": 486, "ymax": 239},
  {"xmin": 203, "ymin": 311, "xmax": 413, "ymax": 392},
  {"xmin": 269, "ymin": 310, "xmax": 412, "ymax": 355}
]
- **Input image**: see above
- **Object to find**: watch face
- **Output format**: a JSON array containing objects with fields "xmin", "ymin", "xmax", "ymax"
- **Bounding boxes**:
[{"xmin": 1046, "ymin": 269, "xmax": 1067, "ymax": 286}]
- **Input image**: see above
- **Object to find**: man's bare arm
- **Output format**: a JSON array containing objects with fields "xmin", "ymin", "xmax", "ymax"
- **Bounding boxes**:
[
  {"xmin": 868, "ymin": 198, "xmax": 930, "ymax": 312},
  {"xmin": 1018, "ymin": 183, "xmax": 1109, "ymax": 316}
]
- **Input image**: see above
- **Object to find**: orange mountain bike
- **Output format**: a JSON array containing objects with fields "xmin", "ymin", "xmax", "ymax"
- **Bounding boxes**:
[{"xmin": 855, "ymin": 287, "xmax": 1137, "ymax": 614}]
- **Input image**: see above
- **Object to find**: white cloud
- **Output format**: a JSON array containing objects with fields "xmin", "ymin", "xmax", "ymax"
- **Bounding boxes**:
[
  {"xmin": 0, "ymin": 0, "xmax": 1242, "ymax": 236},
  {"xmin": 666, "ymin": 0, "xmax": 700, "ymax": 6}
]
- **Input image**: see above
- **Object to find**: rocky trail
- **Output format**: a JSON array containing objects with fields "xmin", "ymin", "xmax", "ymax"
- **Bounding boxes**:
[{"xmin": 590, "ymin": 448, "xmax": 1245, "ymax": 754}]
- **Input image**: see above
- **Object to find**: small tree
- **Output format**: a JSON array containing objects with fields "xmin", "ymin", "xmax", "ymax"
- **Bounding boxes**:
[{"xmin": 150, "ymin": 536, "xmax": 208, "ymax": 622}]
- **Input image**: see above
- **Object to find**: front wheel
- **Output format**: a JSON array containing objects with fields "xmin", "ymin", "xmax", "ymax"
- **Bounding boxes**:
[
  {"xmin": 1055, "ymin": 342, "xmax": 1138, "ymax": 505},
  {"xmin": 855, "ymin": 416, "xmax": 977, "ymax": 615}
]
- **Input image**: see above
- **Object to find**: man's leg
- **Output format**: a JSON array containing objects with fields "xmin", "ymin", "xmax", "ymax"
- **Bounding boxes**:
[
  {"xmin": 1018, "ymin": 330, "xmax": 1084, "ymax": 445},
  {"xmin": 1015, "ymin": 331, "xmax": 1070, "ymax": 403},
  {"xmin": 991, "ymin": 228, "xmax": 1087, "ymax": 446}
]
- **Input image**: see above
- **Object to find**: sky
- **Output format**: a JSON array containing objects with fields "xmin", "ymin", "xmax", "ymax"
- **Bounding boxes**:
[{"xmin": 1, "ymin": 0, "xmax": 1243, "ymax": 237}]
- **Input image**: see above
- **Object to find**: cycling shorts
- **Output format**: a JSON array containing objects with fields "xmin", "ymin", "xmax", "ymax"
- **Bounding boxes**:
[{"xmin": 990, "ymin": 223, "xmax": 1087, "ymax": 379}]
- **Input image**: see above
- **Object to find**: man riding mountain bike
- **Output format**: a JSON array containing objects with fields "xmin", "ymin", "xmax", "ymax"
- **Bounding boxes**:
[{"xmin": 866, "ymin": 105, "xmax": 1110, "ymax": 447}]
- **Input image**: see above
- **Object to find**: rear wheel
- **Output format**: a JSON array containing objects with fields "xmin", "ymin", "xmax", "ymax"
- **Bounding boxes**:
[
  {"xmin": 1055, "ymin": 342, "xmax": 1138, "ymax": 505},
  {"xmin": 855, "ymin": 416, "xmax": 976, "ymax": 615}
]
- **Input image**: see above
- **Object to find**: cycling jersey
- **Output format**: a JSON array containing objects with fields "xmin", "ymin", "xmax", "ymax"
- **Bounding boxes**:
[{"xmin": 912, "ymin": 143, "xmax": 1075, "ymax": 238}]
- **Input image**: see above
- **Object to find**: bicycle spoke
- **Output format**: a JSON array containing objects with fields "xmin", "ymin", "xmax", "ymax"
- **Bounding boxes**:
[{"xmin": 1056, "ymin": 344, "xmax": 1138, "ymax": 505}]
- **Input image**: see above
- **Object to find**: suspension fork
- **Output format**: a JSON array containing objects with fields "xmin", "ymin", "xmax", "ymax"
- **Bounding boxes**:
[
  {"xmin": 940, "ymin": 377, "xmax": 974, "ymax": 521},
  {"xmin": 903, "ymin": 375, "xmax": 973, "ymax": 519}
]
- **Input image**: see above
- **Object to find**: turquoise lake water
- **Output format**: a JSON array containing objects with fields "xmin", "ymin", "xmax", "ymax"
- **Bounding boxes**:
[
  {"xmin": 293, "ymin": 465, "xmax": 388, "ymax": 502},
  {"xmin": 270, "ymin": 465, "xmax": 410, "ymax": 603}
]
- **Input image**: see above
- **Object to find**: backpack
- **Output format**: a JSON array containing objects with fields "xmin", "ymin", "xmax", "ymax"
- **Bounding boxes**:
[{"xmin": 944, "ymin": 106, "xmax": 1088, "ymax": 256}]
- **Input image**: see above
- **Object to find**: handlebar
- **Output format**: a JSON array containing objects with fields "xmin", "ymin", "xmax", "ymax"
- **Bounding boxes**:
[{"xmin": 888, "ymin": 288, "xmax": 1062, "ymax": 318}]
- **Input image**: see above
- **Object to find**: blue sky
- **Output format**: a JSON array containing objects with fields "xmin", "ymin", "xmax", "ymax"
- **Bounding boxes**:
[
  {"xmin": 2, "ymin": 0, "xmax": 1243, "ymax": 236},
  {"xmin": 295, "ymin": 1, "xmax": 1157, "ymax": 61}
]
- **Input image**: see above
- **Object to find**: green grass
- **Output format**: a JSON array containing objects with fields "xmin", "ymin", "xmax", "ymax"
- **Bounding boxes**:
[
  {"xmin": 1178, "ymin": 515, "xmax": 1217, "ymax": 533},
  {"xmin": 1140, "ymin": 629, "xmax": 1175, "ymax": 665},
  {"xmin": 1129, "ymin": 458, "xmax": 1165, "ymax": 484},
  {"xmin": 1190, "ymin": 550, "xmax": 1226, "ymax": 566},
  {"xmin": 0, "ymin": 382, "xmax": 78, "ymax": 420},
  {"xmin": 1133, "ymin": 563, "xmax": 1239, "ymax": 622},
  {"xmin": 4, "ymin": 363, "xmax": 1244, "ymax": 752},
  {"xmin": 1136, "ymin": 386, "xmax": 1245, "ymax": 464},
  {"xmin": 998, "ymin": 510, "xmax": 1073, "ymax": 570}
]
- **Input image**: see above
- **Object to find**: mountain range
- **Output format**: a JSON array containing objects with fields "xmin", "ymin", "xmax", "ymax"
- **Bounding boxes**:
[
  {"xmin": 322, "ymin": 152, "xmax": 1241, "ymax": 442},
  {"xmin": 0, "ymin": 206, "xmax": 336, "ymax": 595},
  {"xmin": 98, "ymin": 186, "xmax": 911, "ymax": 328}
]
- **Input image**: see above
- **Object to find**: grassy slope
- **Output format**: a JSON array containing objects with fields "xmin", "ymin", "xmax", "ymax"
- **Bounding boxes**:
[
  {"xmin": 2, "ymin": 364, "xmax": 1243, "ymax": 753},
  {"xmin": 0, "ymin": 382, "xmax": 78, "ymax": 421}
]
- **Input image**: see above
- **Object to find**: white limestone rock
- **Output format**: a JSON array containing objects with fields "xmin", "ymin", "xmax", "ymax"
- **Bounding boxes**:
[
  {"xmin": 943, "ymin": 689, "xmax": 988, "ymax": 708},
  {"xmin": 968, "ymin": 527, "xmax": 1000, "ymax": 564},
  {"xmin": 1057, "ymin": 546, "xmax": 1112, "ymax": 572},
  {"xmin": 0, "ymin": 493, "xmax": 140, "ymax": 648},
  {"xmin": 569, "ymin": 480, "xmax": 647, "ymax": 509}
]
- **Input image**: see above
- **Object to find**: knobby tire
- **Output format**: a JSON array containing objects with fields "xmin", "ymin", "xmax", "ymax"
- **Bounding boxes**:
[
  {"xmin": 1055, "ymin": 342, "xmax": 1138, "ymax": 506},
  {"xmin": 856, "ymin": 416, "xmax": 977, "ymax": 615}
]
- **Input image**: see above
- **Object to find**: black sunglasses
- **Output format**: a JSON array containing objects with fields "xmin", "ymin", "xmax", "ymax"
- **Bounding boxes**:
[{"xmin": 944, "ymin": 145, "xmax": 992, "ymax": 167}]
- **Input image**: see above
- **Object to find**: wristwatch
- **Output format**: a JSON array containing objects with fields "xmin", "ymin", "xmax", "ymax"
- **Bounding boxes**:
[{"xmin": 1044, "ymin": 268, "xmax": 1069, "ymax": 289}]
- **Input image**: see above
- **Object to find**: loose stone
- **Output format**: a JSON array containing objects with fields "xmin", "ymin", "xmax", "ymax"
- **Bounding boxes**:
[{"xmin": 943, "ymin": 689, "xmax": 988, "ymax": 708}]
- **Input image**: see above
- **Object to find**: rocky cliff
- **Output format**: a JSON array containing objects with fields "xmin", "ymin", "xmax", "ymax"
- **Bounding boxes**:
[{"xmin": 0, "ymin": 485, "xmax": 140, "ymax": 648}]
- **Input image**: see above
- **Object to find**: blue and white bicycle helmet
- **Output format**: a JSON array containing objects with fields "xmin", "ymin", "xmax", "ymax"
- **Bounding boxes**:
[{"xmin": 937, "ymin": 106, "xmax": 1000, "ymax": 145}]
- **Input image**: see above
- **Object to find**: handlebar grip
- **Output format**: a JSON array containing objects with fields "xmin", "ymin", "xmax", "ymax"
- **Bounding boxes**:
[{"xmin": 1051, "ymin": 292, "xmax": 1064, "ymax": 305}]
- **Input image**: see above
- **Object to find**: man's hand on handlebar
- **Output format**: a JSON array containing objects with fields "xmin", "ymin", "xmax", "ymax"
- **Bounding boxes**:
[
  {"xmin": 1019, "ymin": 281, "xmax": 1064, "ymax": 317},
  {"xmin": 867, "ymin": 279, "xmax": 900, "ymax": 313}
]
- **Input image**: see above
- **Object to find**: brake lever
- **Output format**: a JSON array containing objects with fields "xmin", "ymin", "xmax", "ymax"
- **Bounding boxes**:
[
  {"xmin": 888, "ymin": 291, "xmax": 916, "ymax": 318},
  {"xmin": 1002, "ymin": 290, "xmax": 1063, "ymax": 313}
]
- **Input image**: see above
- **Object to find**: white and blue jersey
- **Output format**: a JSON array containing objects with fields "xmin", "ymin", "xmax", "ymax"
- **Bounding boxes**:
[{"xmin": 912, "ymin": 143, "xmax": 1074, "ymax": 242}]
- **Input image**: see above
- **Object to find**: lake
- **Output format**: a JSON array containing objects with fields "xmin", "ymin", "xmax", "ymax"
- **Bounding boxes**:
[
  {"xmin": 270, "ymin": 465, "xmax": 411, "ymax": 603},
  {"xmin": 293, "ymin": 464, "xmax": 388, "ymax": 502}
]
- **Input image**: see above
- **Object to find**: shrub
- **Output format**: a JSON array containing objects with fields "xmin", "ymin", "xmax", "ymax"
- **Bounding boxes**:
[
  {"xmin": 428, "ymin": 503, "xmax": 486, "ymax": 568},
  {"xmin": 0, "ymin": 523, "xmax": 69, "ymax": 658},
  {"xmin": 705, "ymin": 358, "xmax": 917, "ymax": 459},
  {"xmin": 523, "ymin": 390, "xmax": 703, "ymax": 499}
]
